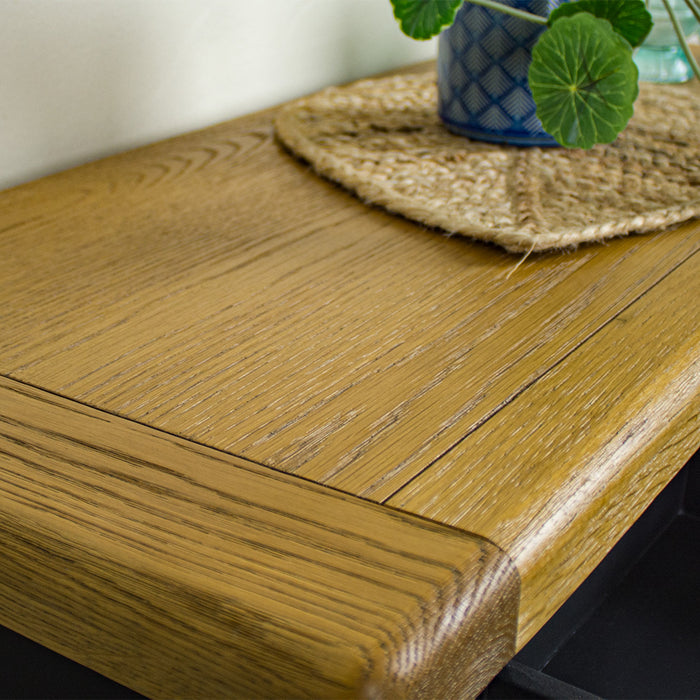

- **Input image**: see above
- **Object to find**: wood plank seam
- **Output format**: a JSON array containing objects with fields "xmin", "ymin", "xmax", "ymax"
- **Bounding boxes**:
[
  {"xmin": 387, "ymin": 245, "xmax": 700, "ymax": 647},
  {"xmin": 0, "ymin": 372, "xmax": 536, "ymax": 572},
  {"xmin": 381, "ymin": 245, "xmax": 700, "ymax": 505}
]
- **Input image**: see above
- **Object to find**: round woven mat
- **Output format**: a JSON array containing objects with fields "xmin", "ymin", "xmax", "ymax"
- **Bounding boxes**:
[{"xmin": 275, "ymin": 69, "xmax": 700, "ymax": 253}]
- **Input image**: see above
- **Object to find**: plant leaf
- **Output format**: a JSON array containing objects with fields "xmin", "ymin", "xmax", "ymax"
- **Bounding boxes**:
[
  {"xmin": 390, "ymin": 0, "xmax": 464, "ymax": 40},
  {"xmin": 548, "ymin": 0, "xmax": 653, "ymax": 47},
  {"xmin": 529, "ymin": 13, "xmax": 639, "ymax": 149}
]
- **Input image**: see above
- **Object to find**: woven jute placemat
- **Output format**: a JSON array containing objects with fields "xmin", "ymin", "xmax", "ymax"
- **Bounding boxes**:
[{"xmin": 275, "ymin": 69, "xmax": 700, "ymax": 253}]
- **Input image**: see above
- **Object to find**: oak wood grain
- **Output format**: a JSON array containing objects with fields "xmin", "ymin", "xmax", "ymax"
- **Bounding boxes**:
[
  {"xmin": 0, "ymin": 376, "xmax": 518, "ymax": 699},
  {"xmin": 1, "ymin": 65, "xmax": 699, "ymax": 695},
  {"xmin": 389, "ymin": 248, "xmax": 700, "ymax": 648},
  {"xmin": 0, "ymin": 102, "xmax": 698, "ymax": 502}
]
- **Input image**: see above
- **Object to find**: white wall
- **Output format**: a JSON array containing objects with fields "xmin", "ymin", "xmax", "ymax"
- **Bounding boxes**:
[{"xmin": 0, "ymin": 0, "xmax": 436, "ymax": 191}]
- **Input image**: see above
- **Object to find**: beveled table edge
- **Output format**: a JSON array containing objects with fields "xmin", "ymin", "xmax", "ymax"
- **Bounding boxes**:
[{"xmin": 0, "ymin": 375, "xmax": 520, "ymax": 698}]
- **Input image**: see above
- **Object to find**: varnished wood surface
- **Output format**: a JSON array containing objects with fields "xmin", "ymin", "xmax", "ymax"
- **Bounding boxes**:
[
  {"xmin": 389, "ymin": 248, "xmax": 700, "ymax": 648},
  {"xmin": 0, "ymin": 376, "xmax": 518, "ymax": 699},
  {"xmin": 1, "ymin": 64, "xmax": 699, "ymax": 696},
  {"xmin": 1, "ymin": 100, "xmax": 698, "ymax": 503}
]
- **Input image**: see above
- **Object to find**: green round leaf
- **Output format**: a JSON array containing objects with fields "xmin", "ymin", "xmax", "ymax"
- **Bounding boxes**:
[
  {"xmin": 529, "ymin": 13, "xmax": 639, "ymax": 149},
  {"xmin": 390, "ymin": 0, "xmax": 464, "ymax": 40},
  {"xmin": 548, "ymin": 0, "xmax": 653, "ymax": 48}
]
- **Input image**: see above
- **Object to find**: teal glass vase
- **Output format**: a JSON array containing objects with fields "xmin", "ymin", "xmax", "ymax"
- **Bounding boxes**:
[{"xmin": 634, "ymin": 0, "xmax": 699, "ymax": 83}]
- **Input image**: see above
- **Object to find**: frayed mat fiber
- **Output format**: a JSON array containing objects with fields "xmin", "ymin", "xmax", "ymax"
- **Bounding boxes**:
[{"xmin": 275, "ymin": 69, "xmax": 700, "ymax": 254}]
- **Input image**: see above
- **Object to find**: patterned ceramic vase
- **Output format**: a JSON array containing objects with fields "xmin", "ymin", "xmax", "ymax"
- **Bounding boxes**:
[{"xmin": 437, "ymin": 0, "xmax": 565, "ymax": 146}]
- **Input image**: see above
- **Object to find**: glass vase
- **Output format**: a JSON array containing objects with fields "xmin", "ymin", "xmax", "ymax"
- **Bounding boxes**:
[{"xmin": 634, "ymin": 0, "xmax": 699, "ymax": 83}]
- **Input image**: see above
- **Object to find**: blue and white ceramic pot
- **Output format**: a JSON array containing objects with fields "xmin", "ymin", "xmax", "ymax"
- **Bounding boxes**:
[{"xmin": 437, "ymin": 0, "xmax": 565, "ymax": 146}]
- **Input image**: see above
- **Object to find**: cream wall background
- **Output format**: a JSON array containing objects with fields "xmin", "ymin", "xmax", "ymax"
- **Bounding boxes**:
[{"xmin": 0, "ymin": 0, "xmax": 436, "ymax": 191}]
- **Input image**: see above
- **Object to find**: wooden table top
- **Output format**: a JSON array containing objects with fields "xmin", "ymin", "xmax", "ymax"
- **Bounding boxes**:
[{"xmin": 1, "ymin": 65, "xmax": 699, "ymax": 698}]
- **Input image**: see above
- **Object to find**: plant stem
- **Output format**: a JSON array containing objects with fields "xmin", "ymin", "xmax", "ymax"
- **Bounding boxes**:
[
  {"xmin": 464, "ymin": 0, "xmax": 549, "ymax": 25},
  {"xmin": 661, "ymin": 0, "xmax": 700, "ymax": 80},
  {"xmin": 682, "ymin": 0, "xmax": 700, "ymax": 25}
]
